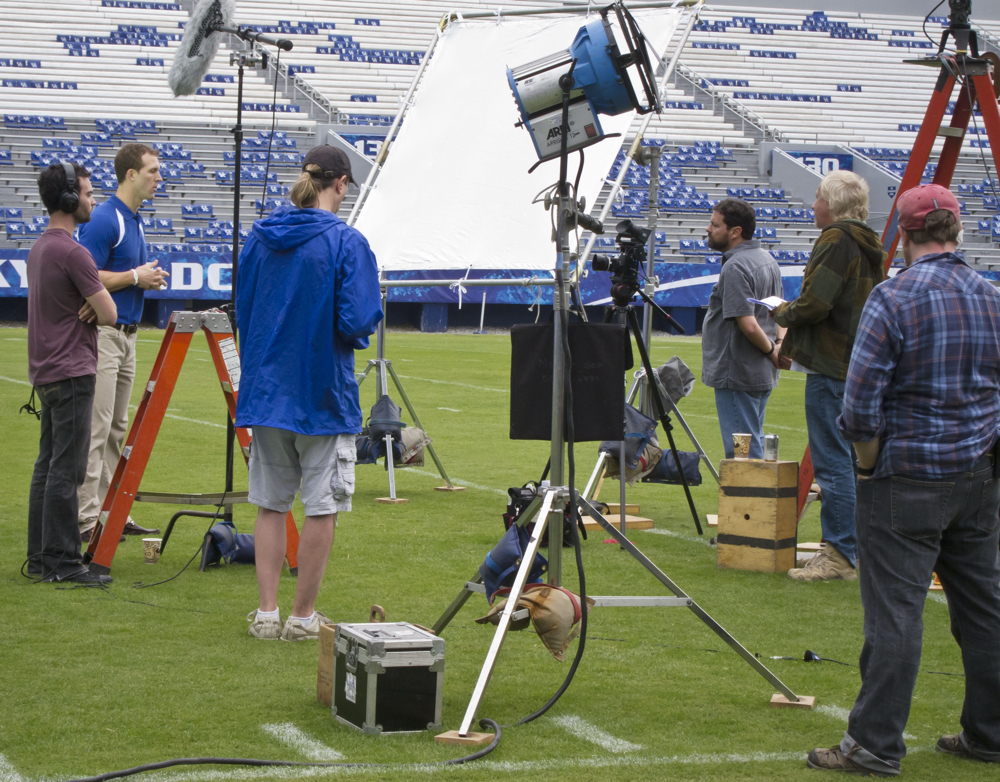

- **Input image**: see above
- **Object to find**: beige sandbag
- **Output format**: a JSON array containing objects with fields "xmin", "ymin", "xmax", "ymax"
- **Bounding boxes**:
[
  {"xmin": 475, "ymin": 584, "xmax": 594, "ymax": 662},
  {"xmin": 396, "ymin": 426, "xmax": 431, "ymax": 467},
  {"xmin": 603, "ymin": 440, "xmax": 663, "ymax": 484}
]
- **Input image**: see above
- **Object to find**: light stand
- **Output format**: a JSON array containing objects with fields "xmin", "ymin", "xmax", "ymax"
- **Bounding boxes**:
[
  {"xmin": 355, "ymin": 284, "xmax": 466, "ymax": 501},
  {"xmin": 434, "ymin": 7, "xmax": 808, "ymax": 742}
]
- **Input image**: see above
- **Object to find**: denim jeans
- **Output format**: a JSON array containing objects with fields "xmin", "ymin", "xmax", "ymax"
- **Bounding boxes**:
[
  {"xmin": 714, "ymin": 387, "xmax": 771, "ymax": 459},
  {"xmin": 842, "ymin": 454, "xmax": 1000, "ymax": 774},
  {"xmin": 27, "ymin": 375, "xmax": 95, "ymax": 579},
  {"xmin": 805, "ymin": 374, "xmax": 857, "ymax": 567}
]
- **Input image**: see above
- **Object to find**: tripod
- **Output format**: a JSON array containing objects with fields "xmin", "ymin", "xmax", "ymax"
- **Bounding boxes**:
[
  {"xmin": 355, "ymin": 286, "xmax": 465, "ymax": 501},
  {"xmin": 601, "ymin": 289, "xmax": 702, "ymax": 535},
  {"xmin": 434, "ymin": 64, "xmax": 808, "ymax": 744}
]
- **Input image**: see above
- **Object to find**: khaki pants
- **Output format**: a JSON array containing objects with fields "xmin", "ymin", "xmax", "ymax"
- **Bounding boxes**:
[{"xmin": 77, "ymin": 327, "xmax": 136, "ymax": 532}]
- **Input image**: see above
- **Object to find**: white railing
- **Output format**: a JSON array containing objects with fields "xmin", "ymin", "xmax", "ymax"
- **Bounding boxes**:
[{"xmin": 674, "ymin": 62, "xmax": 784, "ymax": 142}]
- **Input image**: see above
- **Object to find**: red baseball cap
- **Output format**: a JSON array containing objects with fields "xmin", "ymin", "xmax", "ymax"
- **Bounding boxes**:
[{"xmin": 896, "ymin": 184, "xmax": 961, "ymax": 231}]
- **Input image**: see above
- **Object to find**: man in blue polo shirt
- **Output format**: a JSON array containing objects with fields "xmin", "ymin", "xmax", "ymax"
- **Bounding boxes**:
[{"xmin": 77, "ymin": 143, "xmax": 169, "ymax": 541}]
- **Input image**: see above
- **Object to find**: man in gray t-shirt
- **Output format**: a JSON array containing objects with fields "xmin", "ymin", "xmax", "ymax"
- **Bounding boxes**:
[{"xmin": 701, "ymin": 199, "xmax": 784, "ymax": 459}]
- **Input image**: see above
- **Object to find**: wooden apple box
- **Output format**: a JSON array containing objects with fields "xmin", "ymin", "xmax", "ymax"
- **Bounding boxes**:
[{"xmin": 717, "ymin": 459, "xmax": 798, "ymax": 572}]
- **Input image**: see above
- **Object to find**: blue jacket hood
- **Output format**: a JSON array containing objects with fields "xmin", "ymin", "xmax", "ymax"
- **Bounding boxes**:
[
  {"xmin": 234, "ymin": 204, "xmax": 383, "ymax": 436},
  {"xmin": 251, "ymin": 205, "xmax": 341, "ymax": 251}
]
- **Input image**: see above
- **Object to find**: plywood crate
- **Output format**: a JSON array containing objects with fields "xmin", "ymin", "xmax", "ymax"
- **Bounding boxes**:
[{"xmin": 717, "ymin": 459, "xmax": 798, "ymax": 572}]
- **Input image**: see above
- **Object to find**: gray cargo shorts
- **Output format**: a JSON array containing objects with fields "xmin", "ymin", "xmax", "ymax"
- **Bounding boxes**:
[{"xmin": 247, "ymin": 426, "xmax": 356, "ymax": 515}]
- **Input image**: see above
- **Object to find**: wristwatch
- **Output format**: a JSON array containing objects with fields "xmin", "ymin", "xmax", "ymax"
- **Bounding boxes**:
[{"xmin": 131, "ymin": 268, "xmax": 139, "ymax": 286}]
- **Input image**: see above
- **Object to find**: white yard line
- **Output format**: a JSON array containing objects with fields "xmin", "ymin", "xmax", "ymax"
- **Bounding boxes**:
[
  {"xmin": 261, "ymin": 724, "xmax": 344, "ymax": 761},
  {"xmin": 70, "ymin": 748, "xmax": 817, "ymax": 782},
  {"xmin": 815, "ymin": 704, "xmax": 852, "ymax": 723},
  {"xmin": 126, "ymin": 405, "xmax": 228, "ymax": 429},
  {"xmin": 402, "ymin": 468, "xmax": 508, "ymax": 497},
  {"xmin": 641, "ymin": 528, "xmax": 715, "ymax": 548},
  {"xmin": 392, "ymin": 374, "xmax": 508, "ymax": 393},
  {"xmin": 551, "ymin": 715, "xmax": 641, "ymax": 754},
  {"xmin": 0, "ymin": 755, "xmax": 26, "ymax": 782},
  {"xmin": 0, "ymin": 743, "xmax": 943, "ymax": 782},
  {"xmin": 817, "ymin": 704, "xmax": 915, "ymax": 741},
  {"xmin": 0, "ymin": 375, "xmax": 31, "ymax": 387},
  {"xmin": 927, "ymin": 592, "xmax": 948, "ymax": 606},
  {"xmin": 681, "ymin": 412, "xmax": 806, "ymax": 434}
]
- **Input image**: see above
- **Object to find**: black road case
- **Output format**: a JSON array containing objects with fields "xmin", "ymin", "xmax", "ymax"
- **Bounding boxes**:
[{"xmin": 332, "ymin": 622, "xmax": 444, "ymax": 735}]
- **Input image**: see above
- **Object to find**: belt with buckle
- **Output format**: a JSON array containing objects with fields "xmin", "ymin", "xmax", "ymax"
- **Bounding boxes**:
[{"xmin": 112, "ymin": 323, "xmax": 139, "ymax": 335}]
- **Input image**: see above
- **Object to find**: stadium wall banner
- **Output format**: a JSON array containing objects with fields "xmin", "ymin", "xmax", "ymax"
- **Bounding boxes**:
[
  {"xmin": 6, "ymin": 252, "xmax": 987, "ymax": 308},
  {"xmin": 0, "ymin": 250, "xmax": 232, "ymax": 300},
  {"xmin": 783, "ymin": 151, "xmax": 854, "ymax": 174}
]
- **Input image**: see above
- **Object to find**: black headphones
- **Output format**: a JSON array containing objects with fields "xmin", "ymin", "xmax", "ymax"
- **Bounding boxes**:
[{"xmin": 59, "ymin": 162, "xmax": 79, "ymax": 213}]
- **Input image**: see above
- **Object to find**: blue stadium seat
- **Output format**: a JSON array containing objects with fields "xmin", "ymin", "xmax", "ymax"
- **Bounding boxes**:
[{"xmin": 182, "ymin": 203, "xmax": 214, "ymax": 219}]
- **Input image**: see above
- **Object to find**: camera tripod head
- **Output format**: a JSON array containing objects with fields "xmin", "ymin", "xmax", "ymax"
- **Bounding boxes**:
[
  {"xmin": 592, "ymin": 219, "xmax": 649, "ymax": 306},
  {"xmin": 938, "ymin": 0, "xmax": 979, "ymax": 58}
]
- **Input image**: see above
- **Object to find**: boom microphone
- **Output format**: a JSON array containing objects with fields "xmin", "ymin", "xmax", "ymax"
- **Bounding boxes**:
[{"xmin": 169, "ymin": 0, "xmax": 235, "ymax": 97}]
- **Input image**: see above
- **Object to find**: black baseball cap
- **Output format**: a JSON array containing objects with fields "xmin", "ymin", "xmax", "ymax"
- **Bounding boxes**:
[{"xmin": 302, "ymin": 145, "xmax": 356, "ymax": 186}]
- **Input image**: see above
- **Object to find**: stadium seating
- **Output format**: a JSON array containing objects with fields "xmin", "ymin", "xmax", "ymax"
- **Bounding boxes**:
[{"xmin": 1, "ymin": 1, "xmax": 998, "ymax": 266}]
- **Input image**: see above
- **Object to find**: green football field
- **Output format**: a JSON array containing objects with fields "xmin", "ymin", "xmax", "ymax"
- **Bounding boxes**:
[{"xmin": 0, "ymin": 326, "xmax": 989, "ymax": 781}]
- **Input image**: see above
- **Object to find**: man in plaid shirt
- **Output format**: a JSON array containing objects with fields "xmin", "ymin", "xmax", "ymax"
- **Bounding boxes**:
[{"xmin": 807, "ymin": 185, "xmax": 1000, "ymax": 775}]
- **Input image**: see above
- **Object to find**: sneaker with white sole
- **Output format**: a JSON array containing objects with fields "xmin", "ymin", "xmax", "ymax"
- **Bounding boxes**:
[
  {"xmin": 280, "ymin": 611, "xmax": 334, "ymax": 641},
  {"xmin": 788, "ymin": 545, "xmax": 856, "ymax": 582},
  {"xmin": 247, "ymin": 609, "xmax": 283, "ymax": 640}
]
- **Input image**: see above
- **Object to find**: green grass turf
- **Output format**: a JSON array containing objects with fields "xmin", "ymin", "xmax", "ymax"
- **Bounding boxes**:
[{"xmin": 0, "ymin": 327, "xmax": 989, "ymax": 781}]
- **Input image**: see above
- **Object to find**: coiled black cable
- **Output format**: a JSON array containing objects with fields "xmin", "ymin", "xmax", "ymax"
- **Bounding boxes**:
[{"xmin": 63, "ymin": 719, "xmax": 501, "ymax": 782}]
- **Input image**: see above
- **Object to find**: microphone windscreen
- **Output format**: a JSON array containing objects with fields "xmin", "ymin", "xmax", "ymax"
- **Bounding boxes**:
[{"xmin": 168, "ymin": 0, "xmax": 235, "ymax": 97}]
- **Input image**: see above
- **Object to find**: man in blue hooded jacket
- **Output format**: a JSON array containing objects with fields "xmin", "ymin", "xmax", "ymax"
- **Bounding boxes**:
[{"xmin": 236, "ymin": 146, "xmax": 383, "ymax": 641}]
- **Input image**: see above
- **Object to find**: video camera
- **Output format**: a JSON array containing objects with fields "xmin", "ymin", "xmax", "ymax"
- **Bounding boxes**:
[
  {"xmin": 949, "ymin": 0, "xmax": 972, "ymax": 30},
  {"xmin": 592, "ymin": 219, "xmax": 650, "ymax": 306}
]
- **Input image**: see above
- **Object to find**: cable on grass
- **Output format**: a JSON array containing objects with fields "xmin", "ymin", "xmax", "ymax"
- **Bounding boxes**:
[
  {"xmin": 62, "ymin": 719, "xmax": 501, "ymax": 782},
  {"xmin": 759, "ymin": 649, "xmax": 963, "ymax": 677},
  {"xmin": 132, "ymin": 491, "xmax": 228, "ymax": 589}
]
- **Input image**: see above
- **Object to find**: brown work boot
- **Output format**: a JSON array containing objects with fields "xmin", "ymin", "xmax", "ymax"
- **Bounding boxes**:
[
  {"xmin": 807, "ymin": 746, "xmax": 892, "ymax": 776},
  {"xmin": 788, "ymin": 545, "xmax": 856, "ymax": 582},
  {"xmin": 937, "ymin": 733, "xmax": 1000, "ymax": 762}
]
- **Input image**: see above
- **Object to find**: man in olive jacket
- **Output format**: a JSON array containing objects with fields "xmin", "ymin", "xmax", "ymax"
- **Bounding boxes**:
[{"xmin": 774, "ymin": 171, "xmax": 887, "ymax": 582}]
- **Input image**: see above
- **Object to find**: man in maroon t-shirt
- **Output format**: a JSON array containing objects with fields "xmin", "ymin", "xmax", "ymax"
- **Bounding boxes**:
[{"xmin": 26, "ymin": 163, "xmax": 117, "ymax": 584}]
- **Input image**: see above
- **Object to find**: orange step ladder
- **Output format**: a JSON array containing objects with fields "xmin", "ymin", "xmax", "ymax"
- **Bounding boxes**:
[{"xmin": 85, "ymin": 310, "xmax": 300, "ymax": 574}]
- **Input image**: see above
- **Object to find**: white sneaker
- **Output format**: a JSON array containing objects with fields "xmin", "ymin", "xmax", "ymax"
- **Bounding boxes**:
[
  {"xmin": 247, "ymin": 609, "xmax": 283, "ymax": 640},
  {"xmin": 280, "ymin": 611, "xmax": 334, "ymax": 641}
]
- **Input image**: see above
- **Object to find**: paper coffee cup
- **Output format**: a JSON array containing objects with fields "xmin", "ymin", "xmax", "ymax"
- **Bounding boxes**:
[
  {"xmin": 142, "ymin": 538, "xmax": 161, "ymax": 564},
  {"xmin": 733, "ymin": 433, "xmax": 752, "ymax": 459}
]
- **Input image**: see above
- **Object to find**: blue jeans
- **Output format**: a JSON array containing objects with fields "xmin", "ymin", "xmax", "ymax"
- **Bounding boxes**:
[
  {"xmin": 27, "ymin": 376, "xmax": 95, "ymax": 579},
  {"xmin": 842, "ymin": 455, "xmax": 1000, "ymax": 773},
  {"xmin": 805, "ymin": 374, "xmax": 857, "ymax": 567},
  {"xmin": 714, "ymin": 387, "xmax": 771, "ymax": 459}
]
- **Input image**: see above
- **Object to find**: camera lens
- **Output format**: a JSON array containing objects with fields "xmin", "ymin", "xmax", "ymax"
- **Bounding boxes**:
[{"xmin": 592, "ymin": 254, "xmax": 611, "ymax": 272}]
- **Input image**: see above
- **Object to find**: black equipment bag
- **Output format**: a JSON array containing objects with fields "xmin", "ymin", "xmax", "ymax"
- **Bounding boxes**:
[
  {"xmin": 641, "ymin": 449, "xmax": 702, "ymax": 486},
  {"xmin": 509, "ymin": 322, "xmax": 631, "ymax": 442},
  {"xmin": 368, "ymin": 395, "xmax": 405, "ymax": 443},
  {"xmin": 502, "ymin": 482, "xmax": 585, "ymax": 548},
  {"xmin": 598, "ymin": 403, "xmax": 659, "ymax": 469}
]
